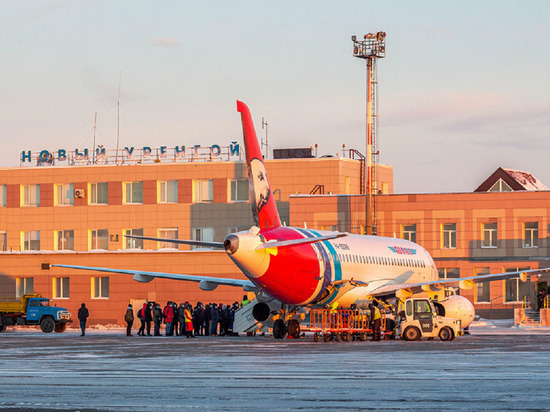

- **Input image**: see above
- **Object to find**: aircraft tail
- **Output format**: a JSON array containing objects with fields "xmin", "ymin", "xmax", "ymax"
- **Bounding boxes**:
[{"xmin": 236, "ymin": 101, "xmax": 281, "ymax": 228}]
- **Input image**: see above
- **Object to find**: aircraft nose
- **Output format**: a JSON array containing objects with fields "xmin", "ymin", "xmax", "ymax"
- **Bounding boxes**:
[{"xmin": 224, "ymin": 234, "xmax": 239, "ymax": 255}]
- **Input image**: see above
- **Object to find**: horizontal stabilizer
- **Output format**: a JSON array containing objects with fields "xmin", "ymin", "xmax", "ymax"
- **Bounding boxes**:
[
  {"xmin": 255, "ymin": 233, "xmax": 347, "ymax": 250},
  {"xmin": 124, "ymin": 234, "xmax": 224, "ymax": 249}
]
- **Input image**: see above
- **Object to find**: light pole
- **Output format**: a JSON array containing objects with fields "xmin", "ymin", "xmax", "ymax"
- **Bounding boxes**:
[{"xmin": 352, "ymin": 32, "xmax": 386, "ymax": 235}]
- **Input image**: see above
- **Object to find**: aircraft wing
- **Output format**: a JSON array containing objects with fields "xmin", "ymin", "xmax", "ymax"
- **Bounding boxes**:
[
  {"xmin": 50, "ymin": 264, "xmax": 257, "ymax": 292},
  {"xmin": 368, "ymin": 267, "xmax": 550, "ymax": 297}
]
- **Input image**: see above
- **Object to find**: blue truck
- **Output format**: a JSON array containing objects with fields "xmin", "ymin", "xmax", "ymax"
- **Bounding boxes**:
[{"xmin": 0, "ymin": 293, "xmax": 72, "ymax": 333}]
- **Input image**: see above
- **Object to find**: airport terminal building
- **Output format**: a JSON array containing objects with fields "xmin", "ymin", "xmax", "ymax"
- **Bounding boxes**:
[{"xmin": 0, "ymin": 145, "xmax": 547, "ymax": 324}]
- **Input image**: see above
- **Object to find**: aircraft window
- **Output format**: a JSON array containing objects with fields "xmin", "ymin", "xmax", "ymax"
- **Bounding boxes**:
[{"xmin": 414, "ymin": 300, "xmax": 432, "ymax": 314}]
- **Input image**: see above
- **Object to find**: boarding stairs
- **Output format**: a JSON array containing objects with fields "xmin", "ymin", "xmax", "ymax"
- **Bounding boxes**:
[{"xmin": 233, "ymin": 297, "xmax": 280, "ymax": 334}]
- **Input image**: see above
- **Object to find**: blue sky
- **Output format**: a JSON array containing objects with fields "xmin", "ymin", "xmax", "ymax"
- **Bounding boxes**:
[{"xmin": 1, "ymin": 1, "xmax": 549, "ymax": 193}]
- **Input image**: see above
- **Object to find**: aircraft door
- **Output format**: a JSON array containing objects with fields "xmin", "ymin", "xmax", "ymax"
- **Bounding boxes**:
[{"xmin": 413, "ymin": 299, "xmax": 433, "ymax": 333}]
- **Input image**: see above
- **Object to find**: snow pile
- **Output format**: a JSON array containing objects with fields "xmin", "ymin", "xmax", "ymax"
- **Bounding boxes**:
[{"xmin": 469, "ymin": 318, "xmax": 550, "ymax": 335}]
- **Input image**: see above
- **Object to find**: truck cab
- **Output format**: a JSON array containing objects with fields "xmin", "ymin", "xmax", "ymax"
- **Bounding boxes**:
[{"xmin": 396, "ymin": 298, "xmax": 461, "ymax": 341}]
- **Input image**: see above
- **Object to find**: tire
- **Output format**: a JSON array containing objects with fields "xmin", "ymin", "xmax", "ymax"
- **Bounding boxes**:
[
  {"xmin": 342, "ymin": 332, "xmax": 349, "ymax": 342},
  {"xmin": 287, "ymin": 319, "xmax": 300, "ymax": 339},
  {"xmin": 313, "ymin": 333, "xmax": 319, "ymax": 342},
  {"xmin": 403, "ymin": 326, "xmax": 421, "ymax": 341},
  {"xmin": 439, "ymin": 327, "xmax": 453, "ymax": 341},
  {"xmin": 0, "ymin": 323, "xmax": 5, "ymax": 333},
  {"xmin": 54, "ymin": 323, "xmax": 67, "ymax": 333},
  {"xmin": 360, "ymin": 332, "xmax": 367, "ymax": 341},
  {"xmin": 40, "ymin": 317, "xmax": 55, "ymax": 333},
  {"xmin": 335, "ymin": 333, "xmax": 341, "ymax": 342},
  {"xmin": 273, "ymin": 319, "xmax": 286, "ymax": 339},
  {"xmin": 323, "ymin": 333, "xmax": 329, "ymax": 342}
]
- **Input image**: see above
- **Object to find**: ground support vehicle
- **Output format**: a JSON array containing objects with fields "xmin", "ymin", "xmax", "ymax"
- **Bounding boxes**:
[
  {"xmin": 395, "ymin": 298, "xmax": 460, "ymax": 341},
  {"xmin": 310, "ymin": 309, "xmax": 395, "ymax": 342},
  {"xmin": 0, "ymin": 293, "xmax": 72, "ymax": 333}
]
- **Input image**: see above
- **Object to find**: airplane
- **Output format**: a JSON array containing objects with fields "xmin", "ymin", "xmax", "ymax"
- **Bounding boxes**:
[{"xmin": 52, "ymin": 100, "xmax": 550, "ymax": 339}]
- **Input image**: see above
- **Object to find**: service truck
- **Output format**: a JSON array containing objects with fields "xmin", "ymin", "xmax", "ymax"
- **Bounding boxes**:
[
  {"xmin": 0, "ymin": 293, "xmax": 72, "ymax": 333},
  {"xmin": 396, "ymin": 297, "xmax": 461, "ymax": 341}
]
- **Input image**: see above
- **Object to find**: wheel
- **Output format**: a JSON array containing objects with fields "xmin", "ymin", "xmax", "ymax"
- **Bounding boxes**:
[
  {"xmin": 403, "ymin": 326, "xmax": 421, "ymax": 341},
  {"xmin": 54, "ymin": 323, "xmax": 67, "ymax": 333},
  {"xmin": 273, "ymin": 319, "xmax": 286, "ymax": 339},
  {"xmin": 335, "ymin": 333, "xmax": 341, "ymax": 342},
  {"xmin": 439, "ymin": 326, "xmax": 453, "ymax": 341},
  {"xmin": 342, "ymin": 332, "xmax": 349, "ymax": 342},
  {"xmin": 0, "ymin": 324, "xmax": 5, "ymax": 333},
  {"xmin": 313, "ymin": 332, "xmax": 319, "ymax": 342},
  {"xmin": 360, "ymin": 332, "xmax": 367, "ymax": 341},
  {"xmin": 287, "ymin": 319, "xmax": 300, "ymax": 339},
  {"xmin": 323, "ymin": 333, "xmax": 329, "ymax": 342},
  {"xmin": 40, "ymin": 317, "xmax": 55, "ymax": 333}
]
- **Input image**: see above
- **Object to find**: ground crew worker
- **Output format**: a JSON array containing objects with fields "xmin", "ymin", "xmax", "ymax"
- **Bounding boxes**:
[
  {"xmin": 368, "ymin": 302, "xmax": 381, "ymax": 341},
  {"xmin": 241, "ymin": 294, "xmax": 250, "ymax": 307}
]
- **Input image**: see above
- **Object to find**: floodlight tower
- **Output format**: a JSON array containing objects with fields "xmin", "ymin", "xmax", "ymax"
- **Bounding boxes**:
[{"xmin": 352, "ymin": 32, "xmax": 386, "ymax": 235}]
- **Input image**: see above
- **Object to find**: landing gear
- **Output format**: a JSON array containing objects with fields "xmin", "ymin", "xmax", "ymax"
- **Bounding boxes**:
[
  {"xmin": 287, "ymin": 319, "xmax": 300, "ymax": 339},
  {"xmin": 273, "ymin": 319, "xmax": 286, "ymax": 339}
]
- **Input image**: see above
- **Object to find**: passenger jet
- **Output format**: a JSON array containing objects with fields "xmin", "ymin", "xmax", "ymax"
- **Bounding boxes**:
[{"xmin": 52, "ymin": 101, "xmax": 548, "ymax": 338}]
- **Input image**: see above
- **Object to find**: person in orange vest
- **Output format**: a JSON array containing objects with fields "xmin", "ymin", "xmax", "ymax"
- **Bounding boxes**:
[
  {"xmin": 368, "ymin": 301, "xmax": 382, "ymax": 341},
  {"xmin": 184, "ymin": 302, "xmax": 195, "ymax": 338}
]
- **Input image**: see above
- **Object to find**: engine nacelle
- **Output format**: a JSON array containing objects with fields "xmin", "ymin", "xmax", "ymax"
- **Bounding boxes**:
[{"xmin": 438, "ymin": 295, "xmax": 475, "ymax": 328}]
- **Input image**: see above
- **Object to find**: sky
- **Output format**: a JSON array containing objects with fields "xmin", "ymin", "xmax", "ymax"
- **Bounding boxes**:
[{"xmin": 1, "ymin": 1, "xmax": 549, "ymax": 193}]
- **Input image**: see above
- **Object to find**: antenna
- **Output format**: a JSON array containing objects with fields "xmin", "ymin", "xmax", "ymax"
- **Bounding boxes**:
[
  {"xmin": 262, "ymin": 117, "xmax": 269, "ymax": 160},
  {"xmin": 93, "ymin": 112, "xmax": 97, "ymax": 164},
  {"xmin": 115, "ymin": 76, "xmax": 121, "ymax": 165}
]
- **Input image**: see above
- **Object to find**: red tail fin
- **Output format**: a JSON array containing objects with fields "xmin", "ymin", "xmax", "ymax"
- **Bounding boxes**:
[{"xmin": 236, "ymin": 101, "xmax": 281, "ymax": 228}]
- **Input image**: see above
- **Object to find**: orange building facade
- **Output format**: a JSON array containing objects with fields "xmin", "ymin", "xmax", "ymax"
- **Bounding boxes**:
[
  {"xmin": 290, "ymin": 189, "xmax": 550, "ymax": 318},
  {"xmin": 0, "ymin": 156, "xmax": 393, "ymax": 325}
]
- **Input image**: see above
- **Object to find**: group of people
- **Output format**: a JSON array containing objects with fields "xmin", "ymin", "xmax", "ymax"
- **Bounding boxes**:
[{"xmin": 124, "ymin": 296, "xmax": 250, "ymax": 337}]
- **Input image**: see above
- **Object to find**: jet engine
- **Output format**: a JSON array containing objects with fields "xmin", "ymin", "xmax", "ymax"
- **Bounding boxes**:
[{"xmin": 436, "ymin": 295, "xmax": 475, "ymax": 328}]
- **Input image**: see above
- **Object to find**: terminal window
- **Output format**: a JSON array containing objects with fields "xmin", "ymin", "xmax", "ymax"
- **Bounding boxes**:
[
  {"xmin": 475, "ymin": 267, "xmax": 491, "ymax": 303},
  {"xmin": 55, "ymin": 183, "xmax": 74, "ymax": 206},
  {"xmin": 230, "ymin": 179, "xmax": 249, "ymax": 202},
  {"xmin": 505, "ymin": 267, "xmax": 530, "ymax": 303},
  {"xmin": 123, "ymin": 181, "xmax": 143, "ymax": 204},
  {"xmin": 16, "ymin": 277, "xmax": 34, "ymax": 298},
  {"xmin": 0, "ymin": 184, "xmax": 6, "ymax": 207},
  {"xmin": 0, "ymin": 231, "xmax": 6, "ymax": 252},
  {"xmin": 90, "ymin": 229, "xmax": 109, "ymax": 250},
  {"xmin": 56, "ymin": 230, "xmax": 74, "ymax": 251},
  {"xmin": 157, "ymin": 228, "xmax": 178, "ymax": 249},
  {"xmin": 89, "ymin": 182, "xmax": 108, "ymax": 205},
  {"xmin": 401, "ymin": 224, "xmax": 416, "ymax": 243},
  {"xmin": 124, "ymin": 228, "xmax": 143, "ymax": 249},
  {"xmin": 481, "ymin": 222, "xmax": 498, "ymax": 248},
  {"xmin": 21, "ymin": 230, "xmax": 40, "ymax": 251},
  {"xmin": 21, "ymin": 184, "xmax": 40, "ymax": 207},
  {"xmin": 159, "ymin": 180, "xmax": 178, "ymax": 203},
  {"xmin": 192, "ymin": 179, "xmax": 213, "ymax": 203},
  {"xmin": 523, "ymin": 222, "xmax": 538, "ymax": 248},
  {"xmin": 53, "ymin": 277, "xmax": 70, "ymax": 299},
  {"xmin": 441, "ymin": 223, "xmax": 456, "ymax": 249},
  {"xmin": 91, "ymin": 277, "xmax": 109, "ymax": 299},
  {"xmin": 192, "ymin": 227, "xmax": 214, "ymax": 249}
]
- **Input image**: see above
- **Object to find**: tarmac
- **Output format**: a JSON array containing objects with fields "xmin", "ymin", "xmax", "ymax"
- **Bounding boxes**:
[{"xmin": 0, "ymin": 326, "xmax": 549, "ymax": 411}]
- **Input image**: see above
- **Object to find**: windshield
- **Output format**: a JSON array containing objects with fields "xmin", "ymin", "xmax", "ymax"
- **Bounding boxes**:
[{"xmin": 38, "ymin": 299, "xmax": 50, "ymax": 307}]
